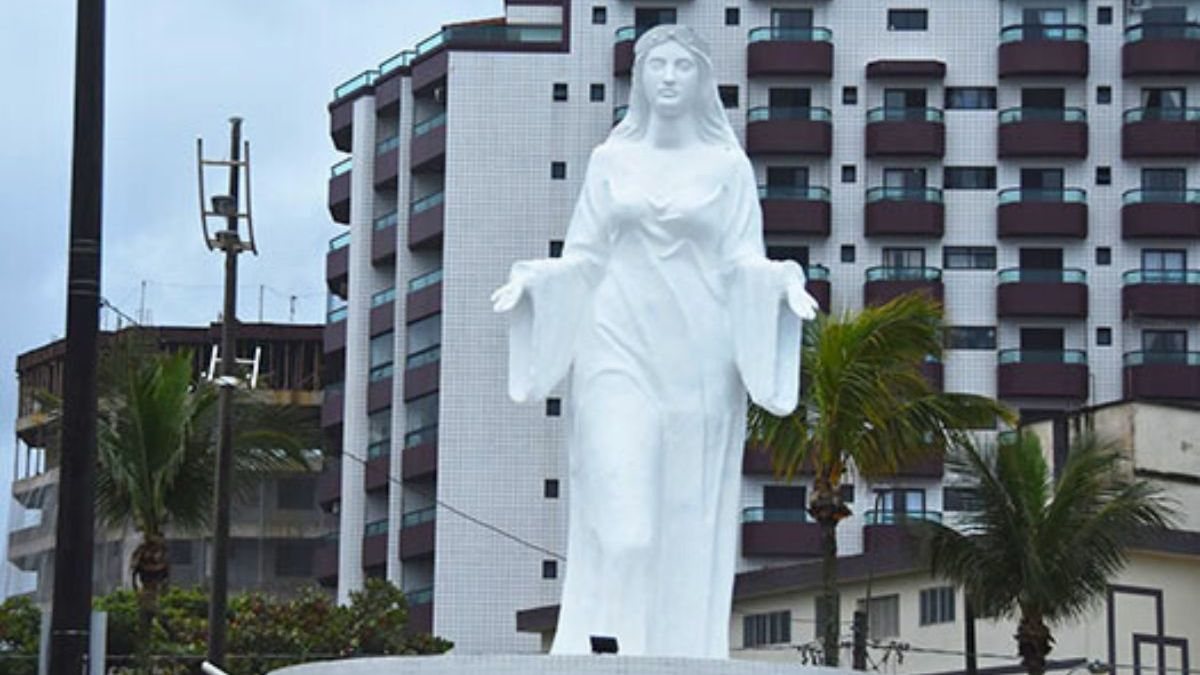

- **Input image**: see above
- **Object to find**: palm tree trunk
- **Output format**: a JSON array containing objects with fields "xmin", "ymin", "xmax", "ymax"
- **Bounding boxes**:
[
  {"xmin": 131, "ymin": 533, "xmax": 170, "ymax": 666},
  {"xmin": 1016, "ymin": 611, "xmax": 1052, "ymax": 675},
  {"xmin": 811, "ymin": 479, "xmax": 849, "ymax": 667}
]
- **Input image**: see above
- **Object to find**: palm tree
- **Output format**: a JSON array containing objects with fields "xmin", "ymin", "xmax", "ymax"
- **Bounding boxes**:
[
  {"xmin": 748, "ymin": 293, "xmax": 1012, "ymax": 666},
  {"xmin": 924, "ymin": 431, "xmax": 1175, "ymax": 675}
]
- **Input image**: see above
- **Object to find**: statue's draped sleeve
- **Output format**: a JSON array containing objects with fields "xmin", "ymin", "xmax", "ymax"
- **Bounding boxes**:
[
  {"xmin": 506, "ymin": 148, "xmax": 611, "ymax": 402},
  {"xmin": 723, "ymin": 156, "xmax": 811, "ymax": 416}
]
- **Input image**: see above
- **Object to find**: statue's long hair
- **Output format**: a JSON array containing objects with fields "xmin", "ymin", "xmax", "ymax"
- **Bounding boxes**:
[{"xmin": 607, "ymin": 25, "xmax": 740, "ymax": 149}]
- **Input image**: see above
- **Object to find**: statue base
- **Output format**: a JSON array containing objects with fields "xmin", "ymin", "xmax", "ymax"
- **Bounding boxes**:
[{"xmin": 269, "ymin": 654, "xmax": 852, "ymax": 675}]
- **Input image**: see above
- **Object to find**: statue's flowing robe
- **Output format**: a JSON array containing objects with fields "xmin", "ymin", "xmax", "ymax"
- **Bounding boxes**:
[{"xmin": 506, "ymin": 142, "xmax": 808, "ymax": 658}]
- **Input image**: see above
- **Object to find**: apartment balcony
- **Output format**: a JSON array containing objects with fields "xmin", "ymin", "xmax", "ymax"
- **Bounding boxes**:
[
  {"xmin": 315, "ymin": 536, "xmax": 338, "ymax": 586},
  {"xmin": 998, "ymin": 108, "xmax": 1088, "ymax": 158},
  {"xmin": 407, "ymin": 587, "xmax": 434, "ymax": 634},
  {"xmin": 1122, "ymin": 107, "xmax": 1200, "ymax": 159},
  {"xmin": 404, "ymin": 346, "xmax": 441, "ymax": 401},
  {"xmin": 375, "ymin": 134, "xmax": 400, "ymax": 189},
  {"xmin": 996, "ymin": 268, "xmax": 1088, "ymax": 318},
  {"xmin": 328, "ymin": 159, "xmax": 351, "ymax": 224},
  {"xmin": 998, "ymin": 24, "xmax": 1089, "ymax": 78},
  {"xmin": 403, "ymin": 425, "xmax": 438, "ymax": 481},
  {"xmin": 362, "ymin": 519, "xmax": 389, "ymax": 569},
  {"xmin": 865, "ymin": 107, "xmax": 945, "ymax": 158},
  {"xmin": 1121, "ymin": 189, "xmax": 1200, "ymax": 239},
  {"xmin": 320, "ymin": 383, "xmax": 343, "ymax": 431},
  {"xmin": 365, "ymin": 441, "xmax": 390, "ymax": 492},
  {"xmin": 863, "ymin": 510, "xmax": 941, "ymax": 553},
  {"xmin": 370, "ymin": 287, "xmax": 395, "ymax": 337},
  {"xmin": 317, "ymin": 462, "xmax": 340, "ymax": 512},
  {"xmin": 326, "ymin": 233, "xmax": 349, "ymax": 296},
  {"xmin": 323, "ymin": 309, "xmax": 347, "ymax": 357},
  {"xmin": 1123, "ymin": 351, "xmax": 1200, "ymax": 400},
  {"xmin": 400, "ymin": 507, "xmax": 436, "ymax": 560},
  {"xmin": 741, "ymin": 508, "xmax": 821, "ymax": 558},
  {"xmin": 864, "ymin": 187, "xmax": 945, "ymax": 237},
  {"xmin": 864, "ymin": 59, "xmax": 947, "ymax": 79},
  {"xmin": 411, "ymin": 112, "xmax": 447, "ymax": 173},
  {"xmin": 372, "ymin": 211, "xmax": 398, "ymax": 265},
  {"xmin": 408, "ymin": 192, "xmax": 444, "ymax": 251},
  {"xmin": 997, "ymin": 188, "xmax": 1088, "ymax": 238},
  {"xmin": 807, "ymin": 265, "xmax": 831, "ymax": 313},
  {"xmin": 1122, "ymin": 269, "xmax": 1200, "ymax": 319},
  {"xmin": 367, "ymin": 374, "xmax": 392, "ymax": 413},
  {"xmin": 613, "ymin": 27, "xmax": 638, "ymax": 76},
  {"xmin": 746, "ymin": 26, "xmax": 833, "ymax": 78},
  {"xmin": 864, "ymin": 266, "xmax": 944, "ymax": 306},
  {"xmin": 1122, "ymin": 23, "xmax": 1200, "ymax": 77},
  {"xmin": 329, "ymin": 99, "xmax": 355, "ymax": 153},
  {"xmin": 745, "ymin": 107, "xmax": 832, "ymax": 156},
  {"xmin": 997, "ymin": 349, "xmax": 1089, "ymax": 400},
  {"xmin": 11, "ymin": 468, "xmax": 57, "ymax": 509},
  {"xmin": 759, "ymin": 186, "xmax": 830, "ymax": 236},
  {"xmin": 374, "ymin": 51, "xmax": 413, "ymax": 114},
  {"xmin": 407, "ymin": 269, "xmax": 444, "ymax": 322}
]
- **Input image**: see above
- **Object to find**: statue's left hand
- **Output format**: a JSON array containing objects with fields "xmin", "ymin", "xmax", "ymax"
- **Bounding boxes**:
[{"xmin": 785, "ymin": 281, "xmax": 819, "ymax": 320}]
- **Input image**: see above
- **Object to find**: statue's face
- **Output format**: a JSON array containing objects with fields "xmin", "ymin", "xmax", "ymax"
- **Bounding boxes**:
[{"xmin": 641, "ymin": 40, "xmax": 700, "ymax": 118}]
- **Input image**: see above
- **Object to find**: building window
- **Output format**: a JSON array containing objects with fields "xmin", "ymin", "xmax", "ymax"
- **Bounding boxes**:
[
  {"xmin": 944, "ymin": 87, "xmax": 997, "ymax": 110},
  {"xmin": 888, "ymin": 9, "xmax": 928, "ymax": 31},
  {"xmin": 370, "ymin": 331, "xmax": 395, "ymax": 382},
  {"xmin": 744, "ymin": 610, "xmax": 791, "ymax": 647},
  {"xmin": 840, "ymin": 245, "xmax": 856, "ymax": 263},
  {"xmin": 841, "ymin": 165, "xmax": 857, "ymax": 183},
  {"xmin": 546, "ymin": 398, "xmax": 562, "ymax": 417},
  {"xmin": 725, "ymin": 7, "xmax": 740, "ymax": 25},
  {"xmin": 1097, "ymin": 86, "xmax": 1112, "ymax": 104},
  {"xmin": 275, "ymin": 542, "xmax": 315, "ymax": 577},
  {"xmin": 945, "ymin": 326, "xmax": 997, "ymax": 350},
  {"xmin": 542, "ymin": 560, "xmax": 558, "ymax": 579},
  {"xmin": 1096, "ymin": 167, "xmax": 1112, "ymax": 186},
  {"xmin": 843, "ymin": 86, "xmax": 858, "ymax": 105},
  {"xmin": 592, "ymin": 6, "xmax": 607, "ymax": 24},
  {"xmin": 277, "ymin": 477, "xmax": 316, "ymax": 510},
  {"xmin": 1097, "ymin": 6, "xmax": 1113, "ymax": 25},
  {"xmin": 168, "ymin": 540, "xmax": 193, "ymax": 566},
  {"xmin": 919, "ymin": 587, "xmax": 956, "ymax": 626},
  {"xmin": 944, "ymin": 167, "xmax": 996, "ymax": 190},
  {"xmin": 549, "ymin": 240, "xmax": 564, "ymax": 258},
  {"xmin": 544, "ymin": 479, "xmax": 560, "ymax": 499},
  {"xmin": 859, "ymin": 594, "xmax": 901, "ymax": 639},
  {"xmin": 1096, "ymin": 247, "xmax": 1112, "ymax": 266},
  {"xmin": 589, "ymin": 83, "xmax": 605, "ymax": 102},
  {"xmin": 943, "ymin": 486, "xmax": 981, "ymax": 512},
  {"xmin": 551, "ymin": 162, "xmax": 567, "ymax": 180},
  {"xmin": 840, "ymin": 484, "xmax": 855, "ymax": 504},
  {"xmin": 552, "ymin": 82, "xmax": 568, "ymax": 102},
  {"xmin": 1143, "ymin": 329, "xmax": 1188, "ymax": 354},
  {"xmin": 943, "ymin": 246, "xmax": 996, "ymax": 270},
  {"xmin": 719, "ymin": 85, "xmax": 739, "ymax": 109},
  {"xmin": 1096, "ymin": 327, "xmax": 1112, "ymax": 346}
]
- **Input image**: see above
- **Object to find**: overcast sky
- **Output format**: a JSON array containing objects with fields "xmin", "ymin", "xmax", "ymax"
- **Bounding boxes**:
[{"xmin": 0, "ymin": 0, "xmax": 503, "ymax": 596}]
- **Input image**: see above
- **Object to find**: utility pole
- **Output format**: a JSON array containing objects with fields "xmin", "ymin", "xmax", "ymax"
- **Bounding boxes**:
[
  {"xmin": 196, "ymin": 117, "xmax": 256, "ymax": 667},
  {"xmin": 48, "ymin": 0, "xmax": 105, "ymax": 672}
]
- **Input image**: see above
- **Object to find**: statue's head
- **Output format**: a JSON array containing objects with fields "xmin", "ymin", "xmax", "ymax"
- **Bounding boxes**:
[{"xmin": 610, "ymin": 24, "xmax": 738, "ymax": 148}]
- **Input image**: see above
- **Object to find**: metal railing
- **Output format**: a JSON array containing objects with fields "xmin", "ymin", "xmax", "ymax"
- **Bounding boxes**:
[
  {"xmin": 863, "ymin": 510, "xmax": 942, "ymax": 525},
  {"xmin": 999, "ymin": 23, "xmax": 1087, "ymax": 42},
  {"xmin": 997, "ymin": 267, "xmax": 1087, "ymax": 283},
  {"xmin": 1123, "ymin": 350, "xmax": 1200, "ymax": 366},
  {"xmin": 371, "ymin": 287, "xmax": 396, "ymax": 307},
  {"xmin": 742, "ymin": 507, "xmax": 810, "ymax": 523},
  {"xmin": 329, "ymin": 231, "xmax": 351, "ymax": 251},
  {"xmin": 413, "ymin": 111, "xmax": 448, "ymax": 137},
  {"xmin": 364, "ymin": 518, "xmax": 388, "ymax": 538},
  {"xmin": 998, "ymin": 187, "xmax": 1087, "ymax": 204},
  {"xmin": 402, "ymin": 506, "xmax": 436, "ymax": 528},
  {"xmin": 374, "ymin": 210, "xmax": 399, "ymax": 230},
  {"xmin": 417, "ymin": 23, "xmax": 562, "ymax": 56},
  {"xmin": 747, "ymin": 106, "xmax": 832, "ymax": 122},
  {"xmin": 411, "ymin": 191, "xmax": 445, "ymax": 215},
  {"xmin": 368, "ymin": 363, "xmax": 393, "ymax": 382},
  {"xmin": 866, "ymin": 186, "xmax": 943, "ymax": 203},
  {"xmin": 1122, "ymin": 268, "xmax": 1200, "ymax": 284},
  {"xmin": 405, "ymin": 424, "xmax": 438, "ymax": 449},
  {"xmin": 1122, "ymin": 188, "xmax": 1200, "ymax": 204},
  {"xmin": 747, "ymin": 26, "xmax": 833, "ymax": 42},
  {"xmin": 613, "ymin": 105, "xmax": 628, "ymax": 125},
  {"xmin": 376, "ymin": 134, "xmax": 401, "ymax": 155},
  {"xmin": 367, "ymin": 439, "xmax": 390, "ymax": 459},
  {"xmin": 379, "ymin": 49, "xmax": 416, "ymax": 75},
  {"xmin": 409, "ymin": 268, "xmax": 444, "ymax": 293},
  {"xmin": 406, "ymin": 345, "xmax": 442, "ymax": 370},
  {"xmin": 757, "ymin": 185, "xmax": 831, "ymax": 201},
  {"xmin": 1124, "ymin": 22, "xmax": 1200, "ymax": 42},
  {"xmin": 330, "ymin": 158, "xmax": 352, "ymax": 178},
  {"xmin": 1122, "ymin": 106, "xmax": 1200, "ymax": 123},
  {"xmin": 999, "ymin": 107, "xmax": 1087, "ymax": 123},
  {"xmin": 334, "ymin": 70, "xmax": 377, "ymax": 99},
  {"xmin": 866, "ymin": 106, "xmax": 945, "ymax": 123},
  {"xmin": 998, "ymin": 349, "xmax": 1087, "ymax": 365},
  {"xmin": 327, "ymin": 306, "xmax": 348, "ymax": 324},
  {"xmin": 865, "ymin": 266, "xmax": 943, "ymax": 282},
  {"xmin": 407, "ymin": 586, "xmax": 434, "ymax": 606},
  {"xmin": 807, "ymin": 264, "xmax": 830, "ymax": 281}
]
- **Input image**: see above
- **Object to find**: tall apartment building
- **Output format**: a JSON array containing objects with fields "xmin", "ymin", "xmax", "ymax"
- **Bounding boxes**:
[
  {"xmin": 318, "ymin": 0, "xmax": 1200, "ymax": 654},
  {"xmin": 7, "ymin": 323, "xmax": 331, "ymax": 601}
]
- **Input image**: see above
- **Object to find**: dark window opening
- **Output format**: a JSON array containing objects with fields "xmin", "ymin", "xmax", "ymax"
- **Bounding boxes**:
[
  {"xmin": 592, "ymin": 6, "xmax": 607, "ymax": 25},
  {"xmin": 590, "ymin": 83, "xmax": 605, "ymax": 102},
  {"xmin": 1096, "ymin": 327, "xmax": 1112, "ymax": 346},
  {"xmin": 945, "ymin": 87, "xmax": 997, "ymax": 110},
  {"xmin": 840, "ymin": 245, "xmax": 856, "ymax": 263},
  {"xmin": 1097, "ymin": 86, "xmax": 1112, "ymax": 104},
  {"xmin": 1097, "ymin": 6, "xmax": 1113, "ymax": 25},
  {"xmin": 945, "ymin": 327, "xmax": 997, "ymax": 350},
  {"xmin": 544, "ymin": 479, "xmax": 560, "ymax": 499},
  {"xmin": 725, "ymin": 7, "xmax": 741, "ymax": 26},
  {"xmin": 1096, "ymin": 247, "xmax": 1112, "ymax": 266},
  {"xmin": 542, "ymin": 560, "xmax": 558, "ymax": 579},
  {"xmin": 552, "ymin": 82, "xmax": 568, "ymax": 102},
  {"xmin": 546, "ymin": 398, "xmax": 562, "ymax": 417},
  {"xmin": 719, "ymin": 85, "xmax": 739, "ymax": 109},
  {"xmin": 841, "ymin": 165, "xmax": 857, "ymax": 183},
  {"xmin": 888, "ymin": 9, "xmax": 928, "ymax": 31},
  {"xmin": 1096, "ymin": 167, "xmax": 1111, "ymax": 186},
  {"xmin": 843, "ymin": 86, "xmax": 858, "ymax": 105},
  {"xmin": 944, "ymin": 167, "xmax": 996, "ymax": 190},
  {"xmin": 551, "ymin": 162, "xmax": 567, "ymax": 180},
  {"xmin": 944, "ymin": 246, "xmax": 996, "ymax": 269}
]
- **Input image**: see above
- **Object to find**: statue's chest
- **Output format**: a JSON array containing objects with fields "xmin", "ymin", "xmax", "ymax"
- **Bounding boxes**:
[{"xmin": 605, "ymin": 173, "xmax": 728, "ymax": 245}]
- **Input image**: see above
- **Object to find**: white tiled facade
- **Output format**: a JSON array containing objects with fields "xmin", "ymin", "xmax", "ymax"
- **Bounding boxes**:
[{"xmin": 322, "ymin": 0, "xmax": 1200, "ymax": 654}]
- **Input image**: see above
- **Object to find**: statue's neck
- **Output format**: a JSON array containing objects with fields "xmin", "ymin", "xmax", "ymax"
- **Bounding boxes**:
[{"xmin": 645, "ymin": 115, "xmax": 700, "ymax": 149}]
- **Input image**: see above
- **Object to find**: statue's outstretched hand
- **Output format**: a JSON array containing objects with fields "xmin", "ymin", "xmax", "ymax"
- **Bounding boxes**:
[
  {"xmin": 491, "ymin": 278, "xmax": 526, "ymax": 313},
  {"xmin": 785, "ymin": 280, "xmax": 819, "ymax": 320}
]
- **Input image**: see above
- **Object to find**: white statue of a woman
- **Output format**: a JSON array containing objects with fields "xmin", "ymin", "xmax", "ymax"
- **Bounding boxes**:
[{"xmin": 492, "ymin": 25, "xmax": 818, "ymax": 658}]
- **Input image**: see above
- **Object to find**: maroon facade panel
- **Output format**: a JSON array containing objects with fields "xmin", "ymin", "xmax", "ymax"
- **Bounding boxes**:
[
  {"xmin": 746, "ymin": 119, "xmax": 832, "ymax": 156},
  {"xmin": 375, "ymin": 147, "xmax": 399, "ymax": 188},
  {"xmin": 998, "ymin": 202, "xmax": 1088, "ymax": 238},
  {"xmin": 614, "ymin": 39, "xmax": 634, "ymax": 76},
  {"xmin": 895, "ymin": 453, "xmax": 944, "ymax": 478},
  {"xmin": 997, "ymin": 362, "xmax": 1089, "ymax": 399},
  {"xmin": 363, "ymin": 531, "xmax": 388, "ymax": 569},
  {"xmin": 317, "ymin": 463, "xmax": 340, "ymax": 510},
  {"xmin": 407, "ymin": 281, "xmax": 444, "ymax": 323},
  {"xmin": 998, "ymin": 121, "xmax": 1088, "ymax": 158},
  {"xmin": 1124, "ymin": 364, "xmax": 1200, "ymax": 400},
  {"xmin": 400, "ymin": 521, "xmax": 436, "ymax": 560},
  {"xmin": 373, "ymin": 225, "xmax": 397, "ymax": 264},
  {"xmin": 863, "ymin": 524, "xmax": 916, "ymax": 554},
  {"xmin": 315, "ymin": 540, "xmax": 338, "ymax": 584},
  {"xmin": 367, "ymin": 376, "xmax": 393, "ymax": 412},
  {"xmin": 920, "ymin": 361, "xmax": 944, "ymax": 392},
  {"xmin": 412, "ymin": 51, "xmax": 449, "ymax": 94},
  {"xmin": 865, "ymin": 59, "xmax": 946, "ymax": 79},
  {"xmin": 747, "ymin": 41, "xmax": 833, "ymax": 78},
  {"xmin": 742, "ymin": 446, "xmax": 775, "ymax": 476},
  {"xmin": 330, "ymin": 99, "xmax": 354, "ymax": 153},
  {"xmin": 369, "ymin": 303, "xmax": 394, "ymax": 337},
  {"xmin": 375, "ymin": 73, "xmax": 402, "ymax": 114},
  {"xmin": 1123, "ymin": 284, "xmax": 1200, "ymax": 319},
  {"xmin": 320, "ymin": 388, "xmax": 343, "ymax": 430},
  {"xmin": 865, "ymin": 121, "xmax": 945, "ymax": 157},
  {"xmin": 1122, "ymin": 202, "xmax": 1200, "ymax": 239},
  {"xmin": 1122, "ymin": 120, "xmax": 1200, "ymax": 159},
  {"xmin": 864, "ymin": 201, "xmax": 945, "ymax": 237},
  {"xmin": 998, "ymin": 41, "xmax": 1088, "ymax": 78},
  {"xmin": 323, "ymin": 320, "xmax": 346, "ymax": 356},
  {"xmin": 408, "ymin": 603, "xmax": 434, "ymax": 635},
  {"xmin": 864, "ymin": 280, "xmax": 944, "ymax": 307},
  {"xmin": 328, "ymin": 171, "xmax": 351, "ymax": 224},
  {"xmin": 404, "ymin": 361, "xmax": 441, "ymax": 401},
  {"xmin": 1122, "ymin": 39, "xmax": 1200, "ymax": 77},
  {"xmin": 742, "ymin": 522, "xmax": 822, "ymax": 558},
  {"xmin": 997, "ymin": 282, "xmax": 1089, "ymax": 318},
  {"xmin": 411, "ymin": 124, "xmax": 447, "ymax": 172},
  {"xmin": 762, "ymin": 198, "xmax": 831, "ymax": 235},
  {"xmin": 408, "ymin": 202, "xmax": 445, "ymax": 250},
  {"xmin": 365, "ymin": 455, "xmax": 389, "ymax": 492},
  {"xmin": 326, "ymin": 246, "xmax": 349, "ymax": 296},
  {"xmin": 403, "ymin": 442, "xmax": 439, "ymax": 481},
  {"xmin": 808, "ymin": 279, "xmax": 831, "ymax": 314}
]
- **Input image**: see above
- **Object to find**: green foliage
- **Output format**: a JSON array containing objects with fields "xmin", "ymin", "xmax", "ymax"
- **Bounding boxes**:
[{"xmin": 0, "ymin": 596, "xmax": 39, "ymax": 675}]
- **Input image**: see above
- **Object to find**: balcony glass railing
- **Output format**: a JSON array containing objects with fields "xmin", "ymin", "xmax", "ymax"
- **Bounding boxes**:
[
  {"xmin": 369, "ymin": 363, "xmax": 394, "ymax": 382},
  {"xmin": 379, "ymin": 49, "xmax": 416, "ymax": 75},
  {"xmin": 613, "ymin": 105, "xmax": 628, "ymax": 125},
  {"xmin": 998, "ymin": 349, "xmax": 1087, "ymax": 365},
  {"xmin": 999, "ymin": 23, "xmax": 1087, "ymax": 42},
  {"xmin": 330, "ymin": 158, "xmax": 353, "ymax": 178},
  {"xmin": 329, "ymin": 232, "xmax": 351, "ymax": 251},
  {"xmin": 1124, "ymin": 22, "xmax": 1200, "ymax": 42},
  {"xmin": 741, "ymin": 507, "xmax": 810, "ymax": 523},
  {"xmin": 998, "ymin": 187, "xmax": 1087, "ymax": 204},
  {"xmin": 1122, "ymin": 106, "xmax": 1200, "ymax": 123},
  {"xmin": 1122, "ymin": 268, "xmax": 1200, "ymax": 284},
  {"xmin": 1123, "ymin": 350, "xmax": 1200, "ymax": 366},
  {"xmin": 747, "ymin": 106, "xmax": 832, "ymax": 123},
  {"xmin": 411, "ymin": 192, "xmax": 445, "ymax": 215},
  {"xmin": 416, "ymin": 23, "xmax": 562, "ymax": 56},
  {"xmin": 999, "ymin": 107, "xmax": 1087, "ymax": 124},
  {"xmin": 997, "ymin": 267, "xmax": 1087, "ymax": 284},
  {"xmin": 747, "ymin": 26, "xmax": 833, "ymax": 42},
  {"xmin": 376, "ymin": 134, "xmax": 401, "ymax": 155},
  {"xmin": 367, "ymin": 439, "xmax": 390, "ymax": 460},
  {"xmin": 407, "ymin": 586, "xmax": 434, "ymax": 606},
  {"xmin": 866, "ymin": 107, "xmax": 944, "ymax": 123},
  {"xmin": 865, "ymin": 186, "xmax": 944, "ymax": 203},
  {"xmin": 334, "ymin": 70, "xmax": 378, "ymax": 99},
  {"xmin": 371, "ymin": 287, "xmax": 396, "ymax": 307},
  {"xmin": 408, "ymin": 268, "xmax": 444, "ymax": 293},
  {"xmin": 402, "ymin": 506, "xmax": 436, "ymax": 528},
  {"xmin": 757, "ymin": 185, "xmax": 831, "ymax": 201},
  {"xmin": 807, "ymin": 264, "xmax": 830, "ymax": 281},
  {"xmin": 364, "ymin": 519, "xmax": 388, "ymax": 538},
  {"xmin": 1122, "ymin": 188, "xmax": 1200, "ymax": 204},
  {"xmin": 327, "ymin": 306, "xmax": 348, "ymax": 324},
  {"xmin": 615, "ymin": 25, "xmax": 667, "ymax": 42},
  {"xmin": 405, "ymin": 424, "xmax": 438, "ymax": 449},
  {"xmin": 865, "ymin": 266, "xmax": 943, "ymax": 282},
  {"xmin": 863, "ymin": 510, "xmax": 942, "ymax": 525},
  {"xmin": 406, "ymin": 345, "xmax": 442, "ymax": 370},
  {"xmin": 374, "ymin": 210, "xmax": 399, "ymax": 230},
  {"xmin": 413, "ymin": 112, "xmax": 448, "ymax": 137}
]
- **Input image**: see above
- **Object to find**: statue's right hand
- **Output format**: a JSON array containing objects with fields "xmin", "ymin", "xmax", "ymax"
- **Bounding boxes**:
[{"xmin": 491, "ymin": 278, "xmax": 526, "ymax": 313}]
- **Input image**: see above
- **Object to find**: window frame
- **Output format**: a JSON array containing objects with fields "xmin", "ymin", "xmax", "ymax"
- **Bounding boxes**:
[
  {"xmin": 943, "ymin": 167, "xmax": 997, "ymax": 190},
  {"xmin": 945, "ymin": 326, "xmax": 998, "ymax": 350},
  {"xmin": 943, "ymin": 246, "xmax": 997, "ymax": 270},
  {"xmin": 919, "ymin": 586, "xmax": 956, "ymax": 626},
  {"xmin": 887, "ymin": 9, "xmax": 929, "ymax": 31},
  {"xmin": 944, "ymin": 87, "xmax": 997, "ymax": 110}
]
